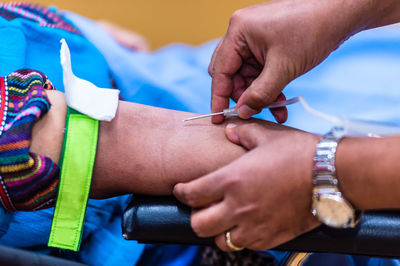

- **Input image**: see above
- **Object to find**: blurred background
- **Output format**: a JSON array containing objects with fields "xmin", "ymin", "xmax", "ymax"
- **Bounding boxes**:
[{"xmin": 35, "ymin": 0, "xmax": 264, "ymax": 49}]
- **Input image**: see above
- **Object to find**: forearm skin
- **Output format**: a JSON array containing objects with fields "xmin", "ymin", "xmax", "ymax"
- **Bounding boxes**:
[
  {"xmin": 92, "ymin": 101, "xmax": 247, "ymax": 197},
  {"xmin": 337, "ymin": 136, "xmax": 400, "ymax": 210},
  {"xmin": 31, "ymin": 91, "xmax": 247, "ymax": 198}
]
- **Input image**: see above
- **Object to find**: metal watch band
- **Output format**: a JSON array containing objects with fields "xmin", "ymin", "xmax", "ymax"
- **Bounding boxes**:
[
  {"xmin": 312, "ymin": 131, "xmax": 340, "ymax": 189},
  {"xmin": 312, "ymin": 131, "xmax": 362, "ymax": 228}
]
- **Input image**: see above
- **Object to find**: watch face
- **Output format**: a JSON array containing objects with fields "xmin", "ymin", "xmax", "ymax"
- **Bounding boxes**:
[{"xmin": 313, "ymin": 194, "xmax": 355, "ymax": 228}]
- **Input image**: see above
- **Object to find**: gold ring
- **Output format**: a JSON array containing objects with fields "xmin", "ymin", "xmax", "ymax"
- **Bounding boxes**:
[{"xmin": 225, "ymin": 231, "xmax": 244, "ymax": 251}]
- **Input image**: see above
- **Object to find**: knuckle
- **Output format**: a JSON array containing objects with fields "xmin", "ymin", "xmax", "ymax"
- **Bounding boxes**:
[
  {"xmin": 229, "ymin": 9, "xmax": 254, "ymax": 31},
  {"xmin": 222, "ymin": 174, "xmax": 242, "ymax": 191},
  {"xmin": 247, "ymin": 89, "xmax": 272, "ymax": 107},
  {"xmin": 229, "ymin": 9, "xmax": 245, "ymax": 25}
]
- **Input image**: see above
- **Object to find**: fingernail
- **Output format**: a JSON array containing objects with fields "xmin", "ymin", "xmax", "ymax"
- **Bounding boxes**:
[
  {"xmin": 225, "ymin": 123, "xmax": 239, "ymax": 143},
  {"xmin": 275, "ymin": 112, "xmax": 284, "ymax": 123},
  {"xmin": 238, "ymin": 105, "xmax": 257, "ymax": 119},
  {"xmin": 273, "ymin": 108, "xmax": 287, "ymax": 123},
  {"xmin": 226, "ymin": 123, "xmax": 237, "ymax": 129}
]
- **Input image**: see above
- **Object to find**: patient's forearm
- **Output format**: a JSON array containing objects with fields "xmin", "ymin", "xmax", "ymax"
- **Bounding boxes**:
[
  {"xmin": 93, "ymin": 100, "xmax": 248, "ymax": 197},
  {"xmin": 31, "ymin": 91, "xmax": 252, "ymax": 198}
]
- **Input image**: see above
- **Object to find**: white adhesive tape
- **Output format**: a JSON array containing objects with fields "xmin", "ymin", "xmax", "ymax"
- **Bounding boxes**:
[{"xmin": 60, "ymin": 38, "xmax": 119, "ymax": 121}]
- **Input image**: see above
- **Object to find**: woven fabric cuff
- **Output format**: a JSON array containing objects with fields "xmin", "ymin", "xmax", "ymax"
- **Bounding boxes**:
[{"xmin": 0, "ymin": 69, "xmax": 60, "ymax": 211}]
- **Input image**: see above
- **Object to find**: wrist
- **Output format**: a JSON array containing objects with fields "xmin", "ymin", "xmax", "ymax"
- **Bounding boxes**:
[
  {"xmin": 316, "ymin": 0, "xmax": 394, "ymax": 46},
  {"xmin": 364, "ymin": 0, "xmax": 400, "ymax": 28},
  {"xmin": 30, "ymin": 90, "xmax": 66, "ymax": 164},
  {"xmin": 336, "ymin": 135, "xmax": 400, "ymax": 210},
  {"xmin": 336, "ymin": 136, "xmax": 383, "ymax": 210},
  {"xmin": 341, "ymin": 0, "xmax": 400, "ymax": 31}
]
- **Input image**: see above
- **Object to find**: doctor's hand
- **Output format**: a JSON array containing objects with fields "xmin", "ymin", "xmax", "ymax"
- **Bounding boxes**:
[
  {"xmin": 173, "ymin": 122, "xmax": 322, "ymax": 251},
  {"xmin": 209, "ymin": 0, "xmax": 388, "ymax": 124}
]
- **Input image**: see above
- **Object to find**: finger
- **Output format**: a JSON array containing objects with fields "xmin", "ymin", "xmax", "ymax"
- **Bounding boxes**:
[
  {"xmin": 190, "ymin": 202, "xmax": 236, "ymax": 237},
  {"xmin": 231, "ymin": 74, "xmax": 246, "ymax": 102},
  {"xmin": 270, "ymin": 108, "xmax": 288, "ymax": 123},
  {"xmin": 225, "ymin": 123, "xmax": 265, "ymax": 149},
  {"xmin": 237, "ymin": 58, "xmax": 287, "ymax": 119},
  {"xmin": 173, "ymin": 172, "xmax": 224, "ymax": 208},
  {"xmin": 215, "ymin": 233, "xmax": 231, "ymax": 251},
  {"xmin": 215, "ymin": 227, "xmax": 254, "ymax": 252},
  {"xmin": 210, "ymin": 38, "xmax": 245, "ymax": 124},
  {"xmin": 269, "ymin": 92, "xmax": 288, "ymax": 123},
  {"xmin": 210, "ymin": 72, "xmax": 234, "ymax": 124},
  {"xmin": 231, "ymin": 65, "xmax": 259, "ymax": 102},
  {"xmin": 208, "ymin": 39, "xmax": 223, "ymax": 76}
]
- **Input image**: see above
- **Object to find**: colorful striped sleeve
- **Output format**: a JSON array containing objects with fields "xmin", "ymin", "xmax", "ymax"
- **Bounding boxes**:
[{"xmin": 0, "ymin": 69, "xmax": 60, "ymax": 211}]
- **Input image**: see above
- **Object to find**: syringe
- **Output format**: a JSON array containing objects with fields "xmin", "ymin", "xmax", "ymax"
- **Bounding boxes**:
[{"xmin": 182, "ymin": 96, "xmax": 300, "ymax": 122}]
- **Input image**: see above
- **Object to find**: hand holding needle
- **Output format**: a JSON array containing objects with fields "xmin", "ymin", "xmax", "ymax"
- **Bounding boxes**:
[{"xmin": 182, "ymin": 96, "xmax": 300, "ymax": 122}]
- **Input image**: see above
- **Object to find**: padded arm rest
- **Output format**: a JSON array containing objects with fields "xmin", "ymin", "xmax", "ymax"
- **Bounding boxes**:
[{"xmin": 122, "ymin": 195, "xmax": 400, "ymax": 258}]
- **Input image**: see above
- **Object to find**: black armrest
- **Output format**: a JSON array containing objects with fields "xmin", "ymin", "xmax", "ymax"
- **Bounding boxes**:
[{"xmin": 122, "ymin": 195, "xmax": 400, "ymax": 258}]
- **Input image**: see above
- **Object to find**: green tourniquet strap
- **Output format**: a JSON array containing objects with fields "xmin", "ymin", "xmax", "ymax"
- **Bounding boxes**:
[{"xmin": 48, "ymin": 108, "xmax": 99, "ymax": 251}]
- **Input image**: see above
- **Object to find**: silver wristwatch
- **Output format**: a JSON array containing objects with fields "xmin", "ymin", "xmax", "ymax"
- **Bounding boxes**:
[{"xmin": 311, "ymin": 131, "xmax": 361, "ymax": 228}]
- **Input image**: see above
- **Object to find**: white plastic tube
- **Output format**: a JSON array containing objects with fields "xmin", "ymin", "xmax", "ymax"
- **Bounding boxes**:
[{"xmin": 298, "ymin": 96, "xmax": 400, "ymax": 137}]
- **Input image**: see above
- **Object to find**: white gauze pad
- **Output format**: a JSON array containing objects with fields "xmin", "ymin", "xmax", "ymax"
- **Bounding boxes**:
[{"xmin": 60, "ymin": 38, "xmax": 119, "ymax": 121}]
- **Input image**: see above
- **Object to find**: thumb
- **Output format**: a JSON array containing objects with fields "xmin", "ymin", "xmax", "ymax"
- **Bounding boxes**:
[
  {"xmin": 237, "ymin": 61, "xmax": 287, "ymax": 119},
  {"xmin": 225, "ymin": 123, "xmax": 264, "ymax": 150}
]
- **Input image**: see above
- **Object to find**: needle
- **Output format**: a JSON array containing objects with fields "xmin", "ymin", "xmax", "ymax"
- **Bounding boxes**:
[
  {"xmin": 183, "ymin": 96, "xmax": 300, "ymax": 122},
  {"xmin": 182, "ymin": 111, "xmax": 226, "ymax": 122}
]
